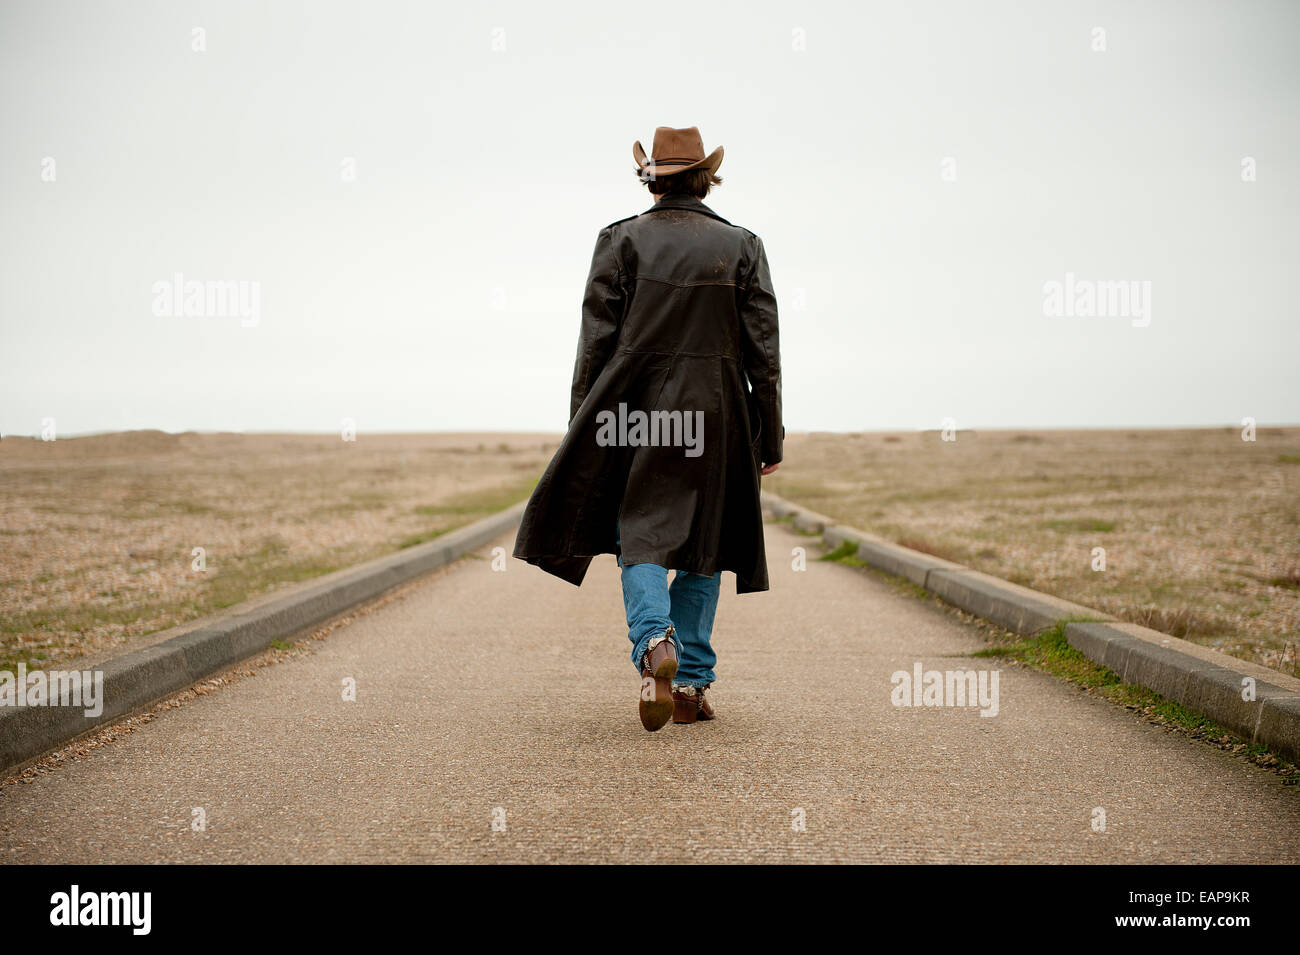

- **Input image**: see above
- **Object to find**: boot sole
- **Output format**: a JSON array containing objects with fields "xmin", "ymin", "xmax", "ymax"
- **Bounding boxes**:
[{"xmin": 639, "ymin": 657, "xmax": 678, "ymax": 732}]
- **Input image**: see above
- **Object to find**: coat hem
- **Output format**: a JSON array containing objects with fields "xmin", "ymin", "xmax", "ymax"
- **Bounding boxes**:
[{"xmin": 514, "ymin": 548, "xmax": 769, "ymax": 595}]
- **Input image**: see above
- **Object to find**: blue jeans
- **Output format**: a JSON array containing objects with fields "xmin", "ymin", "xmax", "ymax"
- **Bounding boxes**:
[{"xmin": 617, "ymin": 530, "xmax": 721, "ymax": 688}]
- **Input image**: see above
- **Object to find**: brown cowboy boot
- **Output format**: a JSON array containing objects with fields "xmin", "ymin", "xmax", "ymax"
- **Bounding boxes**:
[
  {"xmin": 639, "ymin": 626, "xmax": 678, "ymax": 732},
  {"xmin": 671, "ymin": 684, "xmax": 716, "ymax": 724}
]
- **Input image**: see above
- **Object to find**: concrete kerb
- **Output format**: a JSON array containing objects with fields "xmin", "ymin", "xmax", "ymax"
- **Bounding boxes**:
[
  {"xmin": 0, "ymin": 500, "xmax": 527, "ymax": 775},
  {"xmin": 762, "ymin": 490, "xmax": 1300, "ymax": 765},
  {"xmin": 1064, "ymin": 620, "xmax": 1300, "ymax": 763}
]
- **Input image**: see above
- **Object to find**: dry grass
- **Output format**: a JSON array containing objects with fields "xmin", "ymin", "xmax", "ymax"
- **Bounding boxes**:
[
  {"xmin": 6, "ymin": 426, "xmax": 1298, "ymax": 683},
  {"xmin": 0, "ymin": 431, "xmax": 556, "ymax": 671},
  {"xmin": 769, "ymin": 427, "xmax": 1300, "ymax": 679}
]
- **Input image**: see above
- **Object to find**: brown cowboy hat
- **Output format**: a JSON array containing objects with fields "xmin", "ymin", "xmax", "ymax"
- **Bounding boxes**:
[{"xmin": 633, "ymin": 126, "xmax": 724, "ymax": 179}]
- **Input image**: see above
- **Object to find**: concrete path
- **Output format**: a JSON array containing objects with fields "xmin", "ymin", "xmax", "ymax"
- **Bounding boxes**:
[{"xmin": 2, "ymin": 521, "xmax": 1297, "ymax": 863}]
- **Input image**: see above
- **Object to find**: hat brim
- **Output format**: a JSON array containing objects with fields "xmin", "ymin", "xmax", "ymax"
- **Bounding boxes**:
[{"xmin": 632, "ymin": 141, "xmax": 724, "ymax": 179}]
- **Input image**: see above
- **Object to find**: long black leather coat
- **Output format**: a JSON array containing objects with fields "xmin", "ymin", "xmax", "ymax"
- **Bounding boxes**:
[{"xmin": 512, "ymin": 193, "xmax": 783, "ymax": 593}]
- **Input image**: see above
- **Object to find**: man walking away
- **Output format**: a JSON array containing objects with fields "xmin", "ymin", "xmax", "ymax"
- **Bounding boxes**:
[{"xmin": 513, "ymin": 126, "xmax": 783, "ymax": 731}]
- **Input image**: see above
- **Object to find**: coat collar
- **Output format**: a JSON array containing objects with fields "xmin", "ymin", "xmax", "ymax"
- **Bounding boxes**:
[{"xmin": 642, "ymin": 193, "xmax": 732, "ymax": 225}]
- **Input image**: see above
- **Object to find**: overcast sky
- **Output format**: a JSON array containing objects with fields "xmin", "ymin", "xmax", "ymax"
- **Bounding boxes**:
[{"xmin": 2, "ymin": 0, "xmax": 1297, "ymax": 436}]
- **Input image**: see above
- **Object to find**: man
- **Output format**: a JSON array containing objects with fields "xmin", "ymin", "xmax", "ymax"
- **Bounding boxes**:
[{"xmin": 513, "ymin": 126, "xmax": 783, "ymax": 732}]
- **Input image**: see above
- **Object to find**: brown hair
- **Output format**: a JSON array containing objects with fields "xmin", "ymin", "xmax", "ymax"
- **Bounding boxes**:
[{"xmin": 641, "ymin": 167, "xmax": 723, "ymax": 198}]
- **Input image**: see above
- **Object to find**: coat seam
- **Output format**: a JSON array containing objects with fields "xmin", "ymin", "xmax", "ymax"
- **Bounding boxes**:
[
  {"xmin": 634, "ymin": 275, "xmax": 738, "ymax": 289},
  {"xmin": 615, "ymin": 348, "xmax": 741, "ymax": 360},
  {"xmin": 744, "ymin": 235, "xmax": 776, "ymax": 441},
  {"xmin": 574, "ymin": 227, "xmax": 625, "ymax": 418}
]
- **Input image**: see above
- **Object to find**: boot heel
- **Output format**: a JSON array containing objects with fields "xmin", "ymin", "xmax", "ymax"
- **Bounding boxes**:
[{"xmin": 673, "ymin": 696, "xmax": 698, "ymax": 724}]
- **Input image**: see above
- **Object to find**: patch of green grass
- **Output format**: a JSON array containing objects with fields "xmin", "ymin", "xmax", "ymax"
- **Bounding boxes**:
[
  {"xmin": 398, "ymin": 528, "xmax": 449, "ymax": 549},
  {"xmin": 2, "ymin": 596, "xmax": 180, "ymax": 637},
  {"xmin": 1278, "ymin": 454, "xmax": 1300, "ymax": 464},
  {"xmin": 269, "ymin": 639, "xmax": 294, "ymax": 650},
  {"xmin": 820, "ymin": 540, "xmax": 864, "ymax": 565},
  {"xmin": 346, "ymin": 490, "xmax": 393, "ymax": 509},
  {"xmin": 822, "ymin": 542, "xmax": 930, "ymax": 600},
  {"xmin": 206, "ymin": 553, "xmax": 345, "ymax": 609},
  {"xmin": 1267, "ymin": 569, "xmax": 1300, "ymax": 591},
  {"xmin": 403, "ymin": 478, "xmax": 539, "ymax": 549},
  {"xmin": 971, "ymin": 621, "xmax": 1118, "ymax": 690},
  {"xmin": 765, "ymin": 480, "xmax": 836, "ymax": 502},
  {"xmin": 1042, "ymin": 517, "xmax": 1116, "ymax": 533},
  {"xmin": 308, "ymin": 490, "xmax": 394, "ymax": 518},
  {"xmin": 765, "ymin": 511, "xmax": 820, "ymax": 535},
  {"xmin": 413, "ymin": 478, "xmax": 537, "ymax": 518},
  {"xmin": 1, "ymin": 551, "xmax": 354, "ymax": 669}
]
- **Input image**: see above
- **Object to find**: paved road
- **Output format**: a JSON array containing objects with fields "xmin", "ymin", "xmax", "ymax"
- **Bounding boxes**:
[{"xmin": 2, "ymin": 520, "xmax": 1297, "ymax": 863}]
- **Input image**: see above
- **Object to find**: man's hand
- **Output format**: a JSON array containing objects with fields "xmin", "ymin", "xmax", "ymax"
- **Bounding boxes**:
[{"xmin": 761, "ymin": 462, "xmax": 779, "ymax": 476}]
